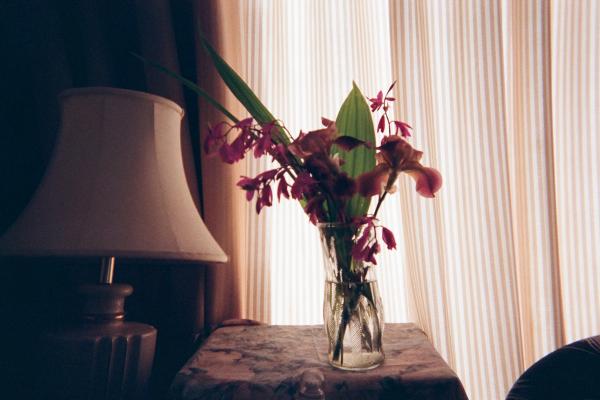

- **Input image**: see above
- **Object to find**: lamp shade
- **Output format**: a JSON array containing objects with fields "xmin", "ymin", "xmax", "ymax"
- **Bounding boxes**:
[{"xmin": 0, "ymin": 87, "xmax": 227, "ymax": 263}]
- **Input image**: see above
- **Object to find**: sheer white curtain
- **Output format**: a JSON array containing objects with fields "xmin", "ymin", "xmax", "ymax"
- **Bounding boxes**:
[
  {"xmin": 389, "ymin": 1, "xmax": 600, "ymax": 399},
  {"xmin": 228, "ymin": 1, "xmax": 600, "ymax": 399}
]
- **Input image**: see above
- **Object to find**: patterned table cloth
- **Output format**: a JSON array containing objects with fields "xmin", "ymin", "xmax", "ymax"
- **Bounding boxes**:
[{"xmin": 170, "ymin": 323, "xmax": 468, "ymax": 400}]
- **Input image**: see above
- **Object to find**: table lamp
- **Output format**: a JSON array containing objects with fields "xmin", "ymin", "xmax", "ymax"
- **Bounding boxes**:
[{"xmin": 0, "ymin": 87, "xmax": 227, "ymax": 399}]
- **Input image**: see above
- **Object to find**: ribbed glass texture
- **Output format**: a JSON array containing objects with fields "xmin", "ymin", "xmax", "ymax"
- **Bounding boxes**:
[{"xmin": 319, "ymin": 223, "xmax": 384, "ymax": 370}]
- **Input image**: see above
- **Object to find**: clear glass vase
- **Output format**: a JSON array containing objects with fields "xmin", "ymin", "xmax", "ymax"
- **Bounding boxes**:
[{"xmin": 318, "ymin": 223, "xmax": 384, "ymax": 370}]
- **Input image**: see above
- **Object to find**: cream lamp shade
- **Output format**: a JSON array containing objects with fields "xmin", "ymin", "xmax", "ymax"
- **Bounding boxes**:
[{"xmin": 0, "ymin": 87, "xmax": 227, "ymax": 263}]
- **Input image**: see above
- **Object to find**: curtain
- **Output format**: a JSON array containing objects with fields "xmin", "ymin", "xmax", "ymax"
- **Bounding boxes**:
[
  {"xmin": 390, "ymin": 1, "xmax": 600, "ymax": 399},
  {"xmin": 197, "ymin": 0, "xmax": 251, "ymax": 327},
  {"xmin": 204, "ymin": 0, "xmax": 600, "ymax": 399},
  {"xmin": 390, "ymin": 0, "xmax": 600, "ymax": 399}
]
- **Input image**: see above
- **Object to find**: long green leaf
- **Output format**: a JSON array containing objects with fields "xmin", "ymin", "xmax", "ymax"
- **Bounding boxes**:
[
  {"xmin": 200, "ymin": 37, "xmax": 290, "ymax": 144},
  {"xmin": 130, "ymin": 52, "xmax": 239, "ymax": 123},
  {"xmin": 333, "ymin": 82, "xmax": 376, "ymax": 218},
  {"xmin": 198, "ymin": 37, "xmax": 316, "ymax": 208}
]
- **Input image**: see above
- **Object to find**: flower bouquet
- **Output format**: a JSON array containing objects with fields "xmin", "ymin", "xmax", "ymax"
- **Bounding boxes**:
[{"xmin": 136, "ymin": 38, "xmax": 441, "ymax": 370}]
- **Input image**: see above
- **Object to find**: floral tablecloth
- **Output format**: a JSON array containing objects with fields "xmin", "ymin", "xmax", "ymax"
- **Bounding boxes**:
[{"xmin": 170, "ymin": 323, "xmax": 468, "ymax": 400}]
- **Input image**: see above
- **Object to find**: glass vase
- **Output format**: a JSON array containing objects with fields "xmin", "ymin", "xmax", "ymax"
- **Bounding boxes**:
[{"xmin": 318, "ymin": 223, "xmax": 384, "ymax": 371}]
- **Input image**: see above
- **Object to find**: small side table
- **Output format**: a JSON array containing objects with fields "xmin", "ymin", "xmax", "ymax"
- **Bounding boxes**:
[{"xmin": 170, "ymin": 323, "xmax": 468, "ymax": 400}]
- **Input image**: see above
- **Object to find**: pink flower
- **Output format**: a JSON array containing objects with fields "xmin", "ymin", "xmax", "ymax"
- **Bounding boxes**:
[
  {"xmin": 377, "ymin": 115, "xmax": 386, "ymax": 133},
  {"xmin": 218, "ymin": 142, "xmax": 238, "ymax": 164},
  {"xmin": 384, "ymin": 81, "xmax": 397, "ymax": 96},
  {"xmin": 351, "ymin": 225, "xmax": 372, "ymax": 261},
  {"xmin": 204, "ymin": 122, "xmax": 228, "ymax": 155},
  {"xmin": 304, "ymin": 195, "xmax": 326, "ymax": 225},
  {"xmin": 237, "ymin": 176, "xmax": 259, "ymax": 201},
  {"xmin": 276, "ymin": 177, "xmax": 289, "ymax": 201},
  {"xmin": 287, "ymin": 119, "xmax": 373, "ymax": 204},
  {"xmin": 331, "ymin": 173, "xmax": 356, "ymax": 198},
  {"xmin": 290, "ymin": 172, "xmax": 316, "ymax": 200},
  {"xmin": 352, "ymin": 222, "xmax": 395, "ymax": 262},
  {"xmin": 356, "ymin": 164, "xmax": 390, "ymax": 197},
  {"xmin": 394, "ymin": 121, "xmax": 412, "ymax": 138},
  {"xmin": 256, "ymin": 169, "xmax": 278, "ymax": 181},
  {"xmin": 205, "ymin": 118, "xmax": 259, "ymax": 164},
  {"xmin": 409, "ymin": 167, "xmax": 442, "ymax": 198},
  {"xmin": 272, "ymin": 144, "xmax": 289, "ymax": 164},
  {"xmin": 256, "ymin": 185, "xmax": 273, "ymax": 213},
  {"xmin": 321, "ymin": 117, "xmax": 335, "ymax": 127},
  {"xmin": 235, "ymin": 117, "xmax": 254, "ymax": 129},
  {"xmin": 357, "ymin": 135, "xmax": 442, "ymax": 198},
  {"xmin": 381, "ymin": 227, "xmax": 396, "ymax": 250},
  {"xmin": 288, "ymin": 125, "xmax": 337, "ymax": 158},
  {"xmin": 350, "ymin": 220, "xmax": 383, "ymax": 263},
  {"xmin": 369, "ymin": 83, "xmax": 396, "ymax": 112},
  {"xmin": 237, "ymin": 168, "xmax": 282, "ymax": 214},
  {"xmin": 254, "ymin": 131, "xmax": 272, "ymax": 158},
  {"xmin": 333, "ymin": 136, "xmax": 373, "ymax": 152},
  {"xmin": 365, "ymin": 242, "xmax": 380, "ymax": 264},
  {"xmin": 369, "ymin": 91, "xmax": 385, "ymax": 112},
  {"xmin": 228, "ymin": 134, "xmax": 250, "ymax": 163},
  {"xmin": 254, "ymin": 122, "xmax": 277, "ymax": 158},
  {"xmin": 288, "ymin": 120, "xmax": 370, "ymax": 159}
]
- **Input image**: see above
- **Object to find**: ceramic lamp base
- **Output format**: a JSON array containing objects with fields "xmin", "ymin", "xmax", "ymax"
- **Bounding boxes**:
[{"xmin": 39, "ymin": 283, "xmax": 157, "ymax": 400}]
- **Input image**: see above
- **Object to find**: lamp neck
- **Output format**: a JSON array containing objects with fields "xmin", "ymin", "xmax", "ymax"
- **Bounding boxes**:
[{"xmin": 99, "ymin": 257, "xmax": 116, "ymax": 284}]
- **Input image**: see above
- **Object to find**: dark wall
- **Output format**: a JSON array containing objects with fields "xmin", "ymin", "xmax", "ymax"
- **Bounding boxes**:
[{"xmin": 0, "ymin": 1, "xmax": 208, "ymax": 398}]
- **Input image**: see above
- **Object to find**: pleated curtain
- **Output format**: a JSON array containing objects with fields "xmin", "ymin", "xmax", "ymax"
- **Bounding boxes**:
[
  {"xmin": 201, "ymin": 1, "xmax": 600, "ymax": 399},
  {"xmin": 390, "ymin": 1, "xmax": 599, "ymax": 398}
]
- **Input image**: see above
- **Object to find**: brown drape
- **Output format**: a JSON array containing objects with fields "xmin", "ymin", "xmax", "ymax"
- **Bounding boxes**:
[
  {"xmin": 195, "ymin": 0, "xmax": 248, "ymax": 327},
  {"xmin": 0, "ymin": 0, "xmax": 213, "ymax": 398}
]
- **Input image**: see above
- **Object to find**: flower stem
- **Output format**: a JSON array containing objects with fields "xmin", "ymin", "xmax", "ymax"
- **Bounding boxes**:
[
  {"xmin": 372, "ymin": 191, "xmax": 388, "ymax": 218},
  {"xmin": 373, "ymin": 170, "xmax": 398, "ymax": 218},
  {"xmin": 332, "ymin": 302, "xmax": 350, "ymax": 363}
]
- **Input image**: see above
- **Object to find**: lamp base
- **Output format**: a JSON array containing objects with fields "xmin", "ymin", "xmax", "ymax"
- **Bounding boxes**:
[{"xmin": 39, "ymin": 283, "xmax": 157, "ymax": 400}]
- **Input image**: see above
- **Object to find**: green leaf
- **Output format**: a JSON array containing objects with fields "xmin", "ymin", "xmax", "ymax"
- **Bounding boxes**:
[
  {"xmin": 200, "ymin": 37, "xmax": 313, "ymax": 207},
  {"xmin": 200, "ymin": 37, "xmax": 290, "ymax": 144},
  {"xmin": 333, "ymin": 82, "xmax": 376, "ymax": 218},
  {"xmin": 130, "ymin": 52, "xmax": 240, "ymax": 124}
]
